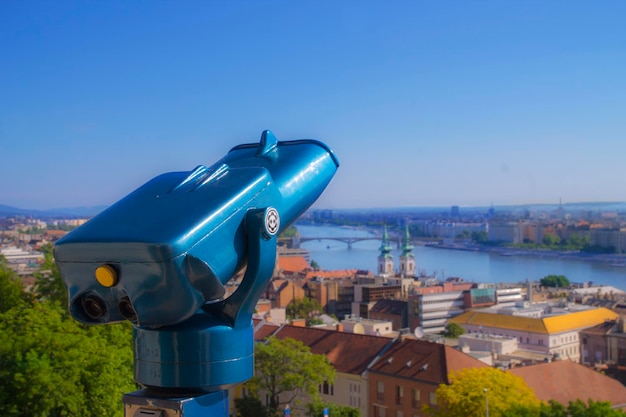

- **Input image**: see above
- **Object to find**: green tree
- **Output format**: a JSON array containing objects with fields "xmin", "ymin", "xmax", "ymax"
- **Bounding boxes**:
[
  {"xmin": 308, "ymin": 401, "xmax": 360, "ymax": 417},
  {"xmin": 540, "ymin": 274, "xmax": 570, "ymax": 288},
  {"xmin": 234, "ymin": 396, "xmax": 271, "ymax": 417},
  {"xmin": 286, "ymin": 297, "xmax": 323, "ymax": 325},
  {"xmin": 247, "ymin": 337, "xmax": 335, "ymax": 416},
  {"xmin": 0, "ymin": 256, "xmax": 31, "ymax": 313},
  {"xmin": 33, "ymin": 243, "xmax": 68, "ymax": 306},
  {"xmin": 442, "ymin": 322, "xmax": 465, "ymax": 339},
  {"xmin": 542, "ymin": 233, "xmax": 561, "ymax": 247},
  {"xmin": 0, "ymin": 301, "xmax": 135, "ymax": 417},
  {"xmin": 423, "ymin": 367, "xmax": 540, "ymax": 417},
  {"xmin": 471, "ymin": 231, "xmax": 489, "ymax": 244}
]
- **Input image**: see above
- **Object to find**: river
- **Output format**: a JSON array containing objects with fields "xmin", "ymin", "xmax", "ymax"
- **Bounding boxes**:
[{"xmin": 295, "ymin": 223, "xmax": 626, "ymax": 291}]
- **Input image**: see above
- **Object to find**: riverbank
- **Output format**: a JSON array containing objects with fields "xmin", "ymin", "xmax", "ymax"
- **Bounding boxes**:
[{"xmin": 426, "ymin": 242, "xmax": 626, "ymax": 267}]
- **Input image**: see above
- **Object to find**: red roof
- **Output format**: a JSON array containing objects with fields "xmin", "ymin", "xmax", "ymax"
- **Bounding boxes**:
[
  {"xmin": 510, "ymin": 360, "xmax": 626, "ymax": 408},
  {"xmin": 265, "ymin": 325, "xmax": 394, "ymax": 375},
  {"xmin": 277, "ymin": 256, "xmax": 310, "ymax": 273},
  {"xmin": 369, "ymin": 338, "xmax": 488, "ymax": 384}
]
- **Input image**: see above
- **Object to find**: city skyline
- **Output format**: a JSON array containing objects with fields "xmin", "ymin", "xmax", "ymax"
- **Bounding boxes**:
[{"xmin": 2, "ymin": 2, "xmax": 626, "ymax": 211}]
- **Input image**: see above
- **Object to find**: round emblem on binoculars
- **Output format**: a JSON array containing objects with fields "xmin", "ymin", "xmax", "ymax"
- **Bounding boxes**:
[{"xmin": 265, "ymin": 207, "xmax": 280, "ymax": 236}]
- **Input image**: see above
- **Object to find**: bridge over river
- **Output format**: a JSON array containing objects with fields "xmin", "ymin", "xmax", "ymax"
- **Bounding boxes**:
[{"xmin": 279, "ymin": 234, "xmax": 402, "ymax": 249}]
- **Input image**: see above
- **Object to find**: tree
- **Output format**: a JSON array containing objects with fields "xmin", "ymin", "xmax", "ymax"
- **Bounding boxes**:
[
  {"xmin": 0, "ymin": 256, "xmax": 31, "ymax": 313},
  {"xmin": 508, "ymin": 399, "xmax": 626, "ymax": 417},
  {"xmin": 0, "ymin": 301, "xmax": 135, "ymax": 417},
  {"xmin": 286, "ymin": 297, "xmax": 323, "ymax": 325},
  {"xmin": 234, "ymin": 396, "xmax": 271, "ymax": 417},
  {"xmin": 540, "ymin": 274, "xmax": 570, "ymax": 288},
  {"xmin": 247, "ymin": 337, "xmax": 335, "ymax": 416},
  {"xmin": 471, "ymin": 231, "xmax": 489, "ymax": 244},
  {"xmin": 33, "ymin": 243, "xmax": 68, "ymax": 306},
  {"xmin": 307, "ymin": 401, "xmax": 360, "ymax": 417},
  {"xmin": 442, "ymin": 322, "xmax": 465, "ymax": 339},
  {"xmin": 423, "ymin": 367, "xmax": 540, "ymax": 417},
  {"xmin": 543, "ymin": 233, "xmax": 561, "ymax": 247}
]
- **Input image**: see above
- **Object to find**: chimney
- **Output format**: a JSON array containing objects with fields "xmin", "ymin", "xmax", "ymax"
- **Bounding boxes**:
[{"xmin": 336, "ymin": 323, "xmax": 343, "ymax": 332}]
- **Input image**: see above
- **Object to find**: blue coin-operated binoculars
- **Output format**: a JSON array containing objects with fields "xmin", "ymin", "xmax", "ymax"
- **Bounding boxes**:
[{"xmin": 54, "ymin": 131, "xmax": 339, "ymax": 417}]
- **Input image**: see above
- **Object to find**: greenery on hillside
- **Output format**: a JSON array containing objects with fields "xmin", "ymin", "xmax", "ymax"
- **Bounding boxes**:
[{"xmin": 0, "ymin": 253, "xmax": 134, "ymax": 417}]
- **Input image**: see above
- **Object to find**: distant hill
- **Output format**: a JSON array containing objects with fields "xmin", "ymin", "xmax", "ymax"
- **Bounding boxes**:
[{"xmin": 0, "ymin": 204, "xmax": 107, "ymax": 218}]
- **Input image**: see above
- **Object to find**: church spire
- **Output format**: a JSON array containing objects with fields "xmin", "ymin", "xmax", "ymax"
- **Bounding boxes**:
[
  {"xmin": 401, "ymin": 224, "xmax": 414, "ymax": 256},
  {"xmin": 378, "ymin": 224, "xmax": 394, "ymax": 276},
  {"xmin": 399, "ymin": 224, "xmax": 415, "ymax": 277}
]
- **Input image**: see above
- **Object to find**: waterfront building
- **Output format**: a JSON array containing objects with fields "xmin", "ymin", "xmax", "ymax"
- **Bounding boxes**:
[
  {"xmin": 377, "ymin": 225, "xmax": 394, "ymax": 276},
  {"xmin": 488, "ymin": 222, "xmax": 523, "ymax": 244},
  {"xmin": 449, "ymin": 307, "xmax": 619, "ymax": 363}
]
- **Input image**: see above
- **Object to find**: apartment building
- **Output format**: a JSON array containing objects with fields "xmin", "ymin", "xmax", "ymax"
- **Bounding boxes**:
[
  {"xmin": 450, "ymin": 307, "xmax": 619, "ymax": 362},
  {"xmin": 367, "ymin": 337, "xmax": 487, "ymax": 417},
  {"xmin": 249, "ymin": 323, "xmax": 397, "ymax": 417}
]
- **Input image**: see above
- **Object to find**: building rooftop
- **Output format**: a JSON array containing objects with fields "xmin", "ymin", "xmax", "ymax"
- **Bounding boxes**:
[
  {"xmin": 510, "ymin": 360, "xmax": 626, "ymax": 409},
  {"xmin": 262, "ymin": 324, "xmax": 394, "ymax": 375},
  {"xmin": 369, "ymin": 338, "xmax": 488, "ymax": 385},
  {"xmin": 450, "ymin": 308, "xmax": 618, "ymax": 334}
]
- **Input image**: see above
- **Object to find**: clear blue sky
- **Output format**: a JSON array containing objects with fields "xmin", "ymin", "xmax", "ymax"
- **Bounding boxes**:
[{"xmin": 2, "ymin": 1, "xmax": 625, "ymax": 210}]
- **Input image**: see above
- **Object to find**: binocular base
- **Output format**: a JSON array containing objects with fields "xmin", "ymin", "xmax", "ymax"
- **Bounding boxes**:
[{"xmin": 123, "ymin": 388, "xmax": 228, "ymax": 417}]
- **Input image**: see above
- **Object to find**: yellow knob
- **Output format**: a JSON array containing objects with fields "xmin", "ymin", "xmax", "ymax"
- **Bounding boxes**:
[{"xmin": 95, "ymin": 265, "xmax": 118, "ymax": 287}]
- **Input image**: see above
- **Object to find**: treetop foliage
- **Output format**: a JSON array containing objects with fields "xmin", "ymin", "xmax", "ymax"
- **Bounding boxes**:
[
  {"xmin": 540, "ymin": 274, "xmax": 570, "ymax": 288},
  {"xmin": 424, "ymin": 367, "xmax": 540, "ymax": 417},
  {"xmin": 247, "ymin": 337, "xmax": 335, "ymax": 415}
]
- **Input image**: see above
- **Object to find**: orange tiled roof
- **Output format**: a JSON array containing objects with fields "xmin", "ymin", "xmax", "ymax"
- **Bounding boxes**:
[
  {"xmin": 277, "ymin": 256, "xmax": 310, "ymax": 273},
  {"xmin": 510, "ymin": 360, "xmax": 626, "ymax": 407}
]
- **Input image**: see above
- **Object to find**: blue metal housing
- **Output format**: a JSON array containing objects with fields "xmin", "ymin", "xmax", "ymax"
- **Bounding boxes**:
[{"xmin": 53, "ymin": 131, "xmax": 338, "ymax": 391}]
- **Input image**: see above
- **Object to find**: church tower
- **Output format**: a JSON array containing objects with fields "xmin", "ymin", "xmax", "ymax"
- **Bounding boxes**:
[
  {"xmin": 399, "ymin": 224, "xmax": 416, "ymax": 277},
  {"xmin": 378, "ymin": 224, "xmax": 394, "ymax": 276}
]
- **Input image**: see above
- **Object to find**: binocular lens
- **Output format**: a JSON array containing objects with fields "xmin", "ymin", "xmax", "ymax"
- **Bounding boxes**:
[
  {"xmin": 118, "ymin": 297, "xmax": 137, "ymax": 322},
  {"xmin": 81, "ymin": 295, "xmax": 107, "ymax": 320}
]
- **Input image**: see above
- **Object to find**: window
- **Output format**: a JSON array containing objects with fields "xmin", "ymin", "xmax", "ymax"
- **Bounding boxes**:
[
  {"xmin": 429, "ymin": 392, "xmax": 437, "ymax": 405},
  {"xmin": 412, "ymin": 389, "xmax": 421, "ymax": 408},
  {"xmin": 374, "ymin": 405, "xmax": 386, "ymax": 417},
  {"xmin": 321, "ymin": 381, "xmax": 334, "ymax": 396},
  {"xmin": 377, "ymin": 381, "xmax": 385, "ymax": 401},
  {"xmin": 395, "ymin": 385, "xmax": 404, "ymax": 405},
  {"xmin": 396, "ymin": 411, "xmax": 404, "ymax": 417}
]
